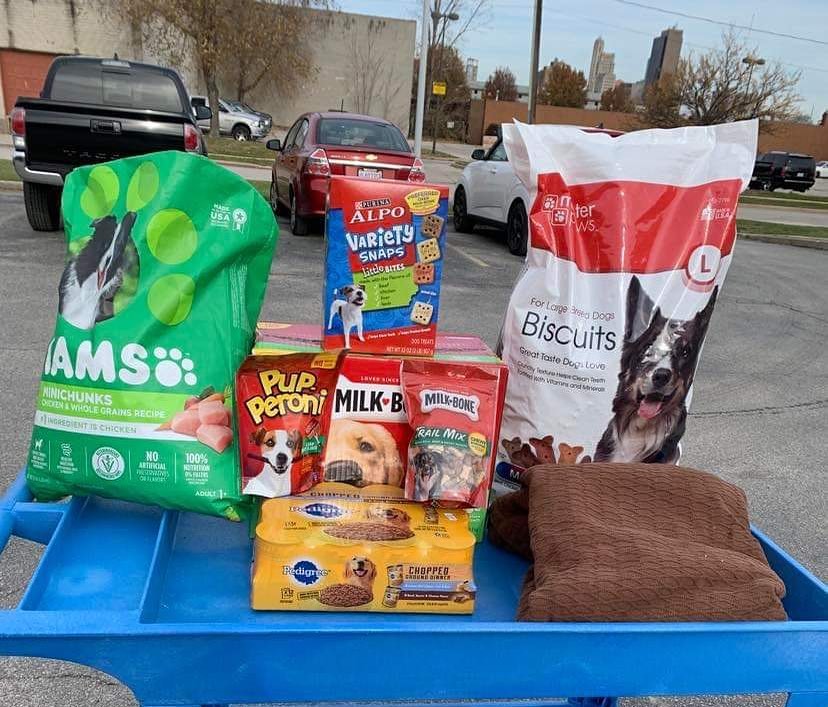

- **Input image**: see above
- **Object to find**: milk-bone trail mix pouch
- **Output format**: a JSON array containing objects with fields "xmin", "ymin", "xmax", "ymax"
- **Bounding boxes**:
[
  {"xmin": 494, "ymin": 120, "xmax": 757, "ymax": 495},
  {"xmin": 401, "ymin": 360, "xmax": 500, "ymax": 508},
  {"xmin": 236, "ymin": 352, "xmax": 343, "ymax": 498},
  {"xmin": 323, "ymin": 176, "xmax": 448, "ymax": 356},
  {"xmin": 26, "ymin": 151, "xmax": 277, "ymax": 520}
]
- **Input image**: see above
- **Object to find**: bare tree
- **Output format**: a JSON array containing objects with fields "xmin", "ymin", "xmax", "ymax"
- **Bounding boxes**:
[
  {"xmin": 109, "ymin": 0, "xmax": 325, "ymax": 134},
  {"xmin": 346, "ymin": 18, "xmax": 403, "ymax": 124},
  {"xmin": 223, "ymin": 1, "xmax": 325, "ymax": 103},
  {"xmin": 641, "ymin": 31, "xmax": 802, "ymax": 133},
  {"xmin": 484, "ymin": 67, "xmax": 518, "ymax": 101},
  {"xmin": 423, "ymin": 0, "xmax": 492, "ymax": 50}
]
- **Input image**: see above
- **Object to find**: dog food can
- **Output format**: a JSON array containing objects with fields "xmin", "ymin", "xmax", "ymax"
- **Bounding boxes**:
[
  {"xmin": 382, "ymin": 586, "xmax": 401, "ymax": 607},
  {"xmin": 323, "ymin": 176, "xmax": 449, "ymax": 356},
  {"xmin": 251, "ymin": 497, "xmax": 476, "ymax": 613}
]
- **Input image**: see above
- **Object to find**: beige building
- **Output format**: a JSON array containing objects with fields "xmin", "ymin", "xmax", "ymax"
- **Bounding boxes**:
[
  {"xmin": 586, "ymin": 37, "xmax": 615, "ymax": 104},
  {"xmin": 0, "ymin": 1, "xmax": 415, "ymax": 133}
]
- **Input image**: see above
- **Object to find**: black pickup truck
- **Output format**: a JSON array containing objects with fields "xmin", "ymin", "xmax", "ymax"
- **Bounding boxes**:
[{"xmin": 11, "ymin": 56, "xmax": 212, "ymax": 231}]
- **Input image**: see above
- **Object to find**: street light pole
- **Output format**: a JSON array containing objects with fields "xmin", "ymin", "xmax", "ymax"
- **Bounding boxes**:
[
  {"xmin": 742, "ymin": 54, "xmax": 765, "ymax": 119},
  {"xmin": 528, "ymin": 0, "xmax": 543, "ymax": 124},
  {"xmin": 413, "ymin": 0, "xmax": 430, "ymax": 157}
]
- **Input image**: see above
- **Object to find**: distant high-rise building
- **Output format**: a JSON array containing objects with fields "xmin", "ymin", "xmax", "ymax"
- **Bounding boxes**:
[
  {"xmin": 644, "ymin": 27, "xmax": 683, "ymax": 86},
  {"xmin": 586, "ymin": 37, "xmax": 616, "ymax": 102},
  {"xmin": 465, "ymin": 58, "xmax": 479, "ymax": 83}
]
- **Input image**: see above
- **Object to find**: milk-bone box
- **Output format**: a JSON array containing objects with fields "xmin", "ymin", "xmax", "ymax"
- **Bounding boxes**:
[{"xmin": 323, "ymin": 176, "xmax": 449, "ymax": 357}]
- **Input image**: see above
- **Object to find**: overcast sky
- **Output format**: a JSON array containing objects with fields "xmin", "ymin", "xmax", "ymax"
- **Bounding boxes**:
[{"xmin": 344, "ymin": 0, "xmax": 827, "ymax": 120}]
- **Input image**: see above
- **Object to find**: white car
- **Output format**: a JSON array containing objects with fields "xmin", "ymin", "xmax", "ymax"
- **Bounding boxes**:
[
  {"xmin": 817, "ymin": 161, "xmax": 828, "ymax": 178},
  {"xmin": 453, "ymin": 139, "xmax": 530, "ymax": 255}
]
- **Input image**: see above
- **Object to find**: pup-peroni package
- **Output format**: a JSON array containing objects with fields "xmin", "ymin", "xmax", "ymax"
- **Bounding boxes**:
[
  {"xmin": 26, "ymin": 152, "xmax": 277, "ymax": 519},
  {"xmin": 495, "ymin": 120, "xmax": 758, "ymax": 493},
  {"xmin": 401, "ymin": 360, "xmax": 501, "ymax": 509},
  {"xmin": 236, "ymin": 352, "xmax": 343, "ymax": 497},
  {"xmin": 323, "ymin": 176, "xmax": 448, "ymax": 356}
]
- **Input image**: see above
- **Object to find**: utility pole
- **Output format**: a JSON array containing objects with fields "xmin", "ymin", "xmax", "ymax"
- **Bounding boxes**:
[
  {"xmin": 413, "ymin": 0, "xmax": 430, "ymax": 157},
  {"xmin": 431, "ymin": 9, "xmax": 459, "ymax": 155},
  {"xmin": 527, "ymin": 0, "xmax": 543, "ymax": 124}
]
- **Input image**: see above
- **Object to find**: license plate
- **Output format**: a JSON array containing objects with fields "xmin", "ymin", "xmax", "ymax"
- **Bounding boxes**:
[
  {"xmin": 358, "ymin": 168, "xmax": 382, "ymax": 180},
  {"xmin": 797, "ymin": 172, "xmax": 804, "ymax": 177}
]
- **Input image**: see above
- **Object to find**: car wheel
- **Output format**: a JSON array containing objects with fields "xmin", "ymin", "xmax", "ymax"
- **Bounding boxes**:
[
  {"xmin": 761, "ymin": 181, "xmax": 771, "ymax": 191},
  {"xmin": 271, "ymin": 181, "xmax": 288, "ymax": 216},
  {"xmin": 453, "ymin": 186, "xmax": 475, "ymax": 232},
  {"xmin": 23, "ymin": 182, "xmax": 62, "ymax": 232},
  {"xmin": 290, "ymin": 190, "xmax": 309, "ymax": 236},
  {"xmin": 232, "ymin": 124, "xmax": 251, "ymax": 142},
  {"xmin": 506, "ymin": 200, "xmax": 528, "ymax": 256}
]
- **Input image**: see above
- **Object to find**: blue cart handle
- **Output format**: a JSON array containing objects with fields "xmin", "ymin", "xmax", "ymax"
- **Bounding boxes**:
[{"xmin": 0, "ymin": 470, "xmax": 65, "ymax": 554}]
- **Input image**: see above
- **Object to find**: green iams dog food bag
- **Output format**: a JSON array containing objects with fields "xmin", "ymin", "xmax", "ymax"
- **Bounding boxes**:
[{"xmin": 26, "ymin": 151, "xmax": 278, "ymax": 519}]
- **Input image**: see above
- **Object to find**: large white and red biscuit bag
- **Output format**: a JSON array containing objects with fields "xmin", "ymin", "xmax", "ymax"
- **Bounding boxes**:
[{"xmin": 495, "ymin": 120, "xmax": 757, "ymax": 493}]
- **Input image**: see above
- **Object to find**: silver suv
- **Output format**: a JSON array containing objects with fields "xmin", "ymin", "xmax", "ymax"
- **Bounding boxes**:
[{"xmin": 191, "ymin": 96, "xmax": 268, "ymax": 141}]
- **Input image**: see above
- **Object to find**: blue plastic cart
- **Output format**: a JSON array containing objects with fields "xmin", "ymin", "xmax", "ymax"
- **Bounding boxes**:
[{"xmin": 1, "ymin": 468, "xmax": 826, "ymax": 707}]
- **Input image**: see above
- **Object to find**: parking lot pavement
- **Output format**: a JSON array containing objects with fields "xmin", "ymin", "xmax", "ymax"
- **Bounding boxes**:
[{"xmin": 0, "ymin": 191, "xmax": 825, "ymax": 706}]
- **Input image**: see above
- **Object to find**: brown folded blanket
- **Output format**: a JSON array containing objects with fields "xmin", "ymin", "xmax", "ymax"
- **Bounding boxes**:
[{"xmin": 488, "ymin": 463, "xmax": 786, "ymax": 622}]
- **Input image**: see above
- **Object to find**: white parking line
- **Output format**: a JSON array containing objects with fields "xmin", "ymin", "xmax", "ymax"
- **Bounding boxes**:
[{"xmin": 446, "ymin": 241, "xmax": 489, "ymax": 268}]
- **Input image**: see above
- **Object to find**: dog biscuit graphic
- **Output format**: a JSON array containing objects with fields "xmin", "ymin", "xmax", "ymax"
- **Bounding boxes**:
[
  {"xmin": 411, "ymin": 301, "xmax": 434, "ymax": 325},
  {"xmin": 421, "ymin": 214, "xmax": 444, "ymax": 239},
  {"xmin": 557, "ymin": 443, "xmax": 584, "ymax": 465},
  {"xmin": 417, "ymin": 238, "xmax": 441, "ymax": 264},
  {"xmin": 412, "ymin": 262, "xmax": 435, "ymax": 285}
]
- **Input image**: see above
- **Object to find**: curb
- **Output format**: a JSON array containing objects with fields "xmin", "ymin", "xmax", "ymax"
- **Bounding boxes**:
[
  {"xmin": 0, "ymin": 180, "xmax": 22, "ymax": 191},
  {"xmin": 740, "ymin": 232, "xmax": 828, "ymax": 250}
]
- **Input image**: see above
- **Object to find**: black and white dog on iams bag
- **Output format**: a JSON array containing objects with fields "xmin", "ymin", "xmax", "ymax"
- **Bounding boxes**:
[
  {"xmin": 328, "ymin": 283, "xmax": 366, "ymax": 348},
  {"xmin": 595, "ymin": 276, "xmax": 718, "ymax": 464},
  {"xmin": 58, "ymin": 211, "xmax": 138, "ymax": 330}
]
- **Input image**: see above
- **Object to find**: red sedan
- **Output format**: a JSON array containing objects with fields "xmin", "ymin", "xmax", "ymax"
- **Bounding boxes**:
[{"xmin": 266, "ymin": 111, "xmax": 425, "ymax": 235}]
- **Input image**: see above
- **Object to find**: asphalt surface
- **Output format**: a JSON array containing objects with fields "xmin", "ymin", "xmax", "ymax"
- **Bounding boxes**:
[{"xmin": 0, "ymin": 190, "xmax": 826, "ymax": 706}]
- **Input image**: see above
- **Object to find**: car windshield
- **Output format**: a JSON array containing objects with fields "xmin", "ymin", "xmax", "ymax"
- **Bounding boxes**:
[
  {"xmin": 317, "ymin": 118, "xmax": 410, "ymax": 152},
  {"xmin": 51, "ymin": 63, "xmax": 183, "ymax": 112}
]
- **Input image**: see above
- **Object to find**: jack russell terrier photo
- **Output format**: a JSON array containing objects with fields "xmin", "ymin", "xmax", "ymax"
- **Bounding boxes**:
[
  {"xmin": 328, "ymin": 283, "xmax": 366, "ymax": 348},
  {"xmin": 244, "ymin": 428, "xmax": 302, "ymax": 497}
]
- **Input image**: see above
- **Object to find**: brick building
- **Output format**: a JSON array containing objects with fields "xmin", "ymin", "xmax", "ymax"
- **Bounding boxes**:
[{"xmin": 0, "ymin": 1, "xmax": 415, "ymax": 132}]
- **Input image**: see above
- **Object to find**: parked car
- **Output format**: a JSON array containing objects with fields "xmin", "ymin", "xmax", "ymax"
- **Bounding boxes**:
[
  {"xmin": 190, "ymin": 96, "xmax": 268, "ymax": 141},
  {"xmin": 11, "ymin": 55, "xmax": 211, "ymax": 231},
  {"xmin": 749, "ymin": 151, "xmax": 816, "ymax": 192},
  {"xmin": 226, "ymin": 99, "xmax": 272, "ymax": 134},
  {"xmin": 266, "ymin": 111, "xmax": 425, "ymax": 235},
  {"xmin": 454, "ymin": 128, "xmax": 622, "ymax": 255},
  {"xmin": 816, "ymin": 161, "xmax": 828, "ymax": 178}
]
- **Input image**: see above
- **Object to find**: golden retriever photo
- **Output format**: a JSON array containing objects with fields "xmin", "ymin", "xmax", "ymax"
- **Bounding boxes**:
[
  {"xmin": 325, "ymin": 419, "xmax": 404, "ymax": 486},
  {"xmin": 344, "ymin": 556, "xmax": 377, "ymax": 592},
  {"xmin": 365, "ymin": 504, "xmax": 412, "ymax": 531}
]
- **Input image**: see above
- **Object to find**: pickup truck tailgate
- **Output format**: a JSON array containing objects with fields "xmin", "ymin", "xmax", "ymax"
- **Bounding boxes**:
[{"xmin": 21, "ymin": 100, "xmax": 185, "ymax": 174}]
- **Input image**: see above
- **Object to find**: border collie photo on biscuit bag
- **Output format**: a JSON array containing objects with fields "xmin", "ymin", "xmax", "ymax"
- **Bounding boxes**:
[
  {"xmin": 594, "ymin": 276, "xmax": 718, "ymax": 464},
  {"xmin": 58, "ymin": 211, "xmax": 138, "ymax": 330}
]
